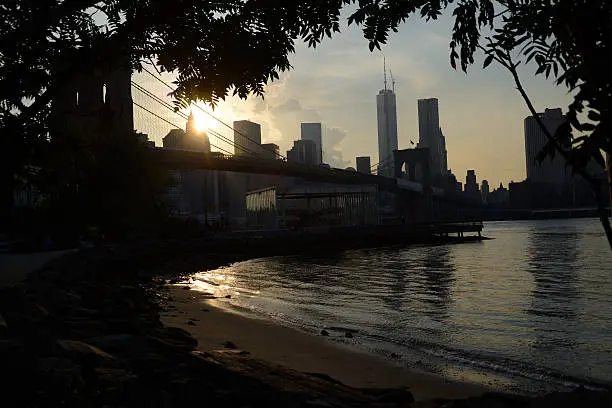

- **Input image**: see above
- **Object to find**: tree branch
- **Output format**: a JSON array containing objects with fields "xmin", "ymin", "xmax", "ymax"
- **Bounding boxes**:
[{"xmin": 503, "ymin": 50, "xmax": 612, "ymax": 250}]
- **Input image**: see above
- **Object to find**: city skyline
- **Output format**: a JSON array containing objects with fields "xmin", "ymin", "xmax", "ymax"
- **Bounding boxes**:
[{"xmin": 133, "ymin": 12, "xmax": 571, "ymax": 188}]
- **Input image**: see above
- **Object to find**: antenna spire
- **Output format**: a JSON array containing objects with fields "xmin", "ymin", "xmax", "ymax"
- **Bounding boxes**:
[
  {"xmin": 390, "ymin": 69, "xmax": 395, "ymax": 93},
  {"xmin": 383, "ymin": 57, "xmax": 388, "ymax": 91}
]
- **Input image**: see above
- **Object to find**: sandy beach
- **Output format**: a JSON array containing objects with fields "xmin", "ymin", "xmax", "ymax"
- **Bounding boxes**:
[{"xmin": 162, "ymin": 285, "xmax": 492, "ymax": 402}]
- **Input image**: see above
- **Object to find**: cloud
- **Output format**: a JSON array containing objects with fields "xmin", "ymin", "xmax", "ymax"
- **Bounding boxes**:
[
  {"xmin": 272, "ymin": 98, "xmax": 302, "ymax": 114},
  {"xmin": 323, "ymin": 126, "xmax": 351, "ymax": 169},
  {"xmin": 133, "ymin": 13, "xmax": 573, "ymax": 187}
]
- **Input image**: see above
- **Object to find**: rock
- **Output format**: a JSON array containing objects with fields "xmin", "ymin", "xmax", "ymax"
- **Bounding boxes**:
[
  {"xmin": 306, "ymin": 399, "xmax": 334, "ymax": 407},
  {"xmin": 304, "ymin": 372, "xmax": 344, "ymax": 385},
  {"xmin": 88, "ymin": 334, "xmax": 137, "ymax": 352},
  {"xmin": 94, "ymin": 368, "xmax": 138, "ymax": 383},
  {"xmin": 56, "ymin": 340, "xmax": 115, "ymax": 362},
  {"xmin": 361, "ymin": 387, "xmax": 415, "ymax": 405},
  {"xmin": 61, "ymin": 290, "xmax": 83, "ymax": 302},
  {"xmin": 215, "ymin": 349, "xmax": 250, "ymax": 356},
  {"xmin": 191, "ymin": 350, "xmax": 213, "ymax": 359},
  {"xmin": 320, "ymin": 329, "xmax": 329, "ymax": 336},
  {"xmin": 33, "ymin": 303, "xmax": 50, "ymax": 318},
  {"xmin": 223, "ymin": 341, "xmax": 237, "ymax": 349},
  {"xmin": 163, "ymin": 327, "xmax": 198, "ymax": 348},
  {"xmin": 36, "ymin": 357, "xmax": 79, "ymax": 374}
]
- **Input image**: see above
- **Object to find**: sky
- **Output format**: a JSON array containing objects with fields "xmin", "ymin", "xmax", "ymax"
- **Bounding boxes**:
[{"xmin": 133, "ymin": 11, "xmax": 572, "ymax": 188}]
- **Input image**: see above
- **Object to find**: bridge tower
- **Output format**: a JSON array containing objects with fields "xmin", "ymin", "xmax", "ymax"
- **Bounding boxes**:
[
  {"xmin": 393, "ymin": 148, "xmax": 433, "ymax": 221},
  {"xmin": 50, "ymin": 59, "xmax": 134, "ymax": 140}
]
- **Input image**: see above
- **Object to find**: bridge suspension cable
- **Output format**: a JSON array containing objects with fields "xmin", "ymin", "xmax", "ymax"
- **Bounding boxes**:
[
  {"xmin": 140, "ymin": 66, "xmax": 286, "ymax": 160},
  {"xmin": 370, "ymin": 154, "xmax": 396, "ymax": 176},
  {"xmin": 132, "ymin": 100, "xmax": 233, "ymax": 156},
  {"xmin": 131, "ymin": 81, "xmax": 261, "ymax": 156}
]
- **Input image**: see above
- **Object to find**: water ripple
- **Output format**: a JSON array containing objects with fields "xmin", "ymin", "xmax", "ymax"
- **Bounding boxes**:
[{"xmin": 187, "ymin": 219, "xmax": 612, "ymax": 394}]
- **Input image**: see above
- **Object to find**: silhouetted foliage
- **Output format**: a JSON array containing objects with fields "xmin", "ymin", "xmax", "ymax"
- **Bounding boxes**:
[
  {"xmin": 2, "ymin": 1, "xmax": 609, "ymax": 170},
  {"xmin": 0, "ymin": 0, "xmax": 354, "ymax": 207},
  {"xmin": 1, "ymin": 1, "xmax": 610, "ymax": 242}
]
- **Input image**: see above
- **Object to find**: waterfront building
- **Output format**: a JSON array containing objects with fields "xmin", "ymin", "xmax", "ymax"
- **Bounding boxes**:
[{"xmin": 246, "ymin": 185, "xmax": 379, "ymax": 230}]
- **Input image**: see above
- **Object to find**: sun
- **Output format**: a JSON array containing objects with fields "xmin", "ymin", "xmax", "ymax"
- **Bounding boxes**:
[{"xmin": 190, "ymin": 104, "xmax": 220, "ymax": 133}]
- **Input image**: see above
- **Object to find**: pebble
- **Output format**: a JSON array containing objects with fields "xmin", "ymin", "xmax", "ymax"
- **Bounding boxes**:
[{"xmin": 223, "ymin": 341, "xmax": 238, "ymax": 349}]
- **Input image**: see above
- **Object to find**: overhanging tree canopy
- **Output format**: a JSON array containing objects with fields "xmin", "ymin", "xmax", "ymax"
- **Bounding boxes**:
[{"xmin": 1, "ymin": 1, "xmax": 610, "ymax": 199}]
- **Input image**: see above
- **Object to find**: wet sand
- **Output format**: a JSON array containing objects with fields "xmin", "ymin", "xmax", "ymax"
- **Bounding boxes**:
[{"xmin": 162, "ymin": 286, "xmax": 492, "ymax": 401}]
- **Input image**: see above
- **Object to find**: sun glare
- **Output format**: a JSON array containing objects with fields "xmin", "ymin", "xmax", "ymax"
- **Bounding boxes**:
[{"xmin": 190, "ymin": 104, "xmax": 220, "ymax": 133}]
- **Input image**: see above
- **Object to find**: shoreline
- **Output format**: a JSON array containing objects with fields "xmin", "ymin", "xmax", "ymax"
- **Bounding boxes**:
[
  {"xmin": 1, "ymin": 243, "xmax": 611, "ymax": 406},
  {"xmin": 161, "ymin": 285, "xmax": 492, "ymax": 401}
]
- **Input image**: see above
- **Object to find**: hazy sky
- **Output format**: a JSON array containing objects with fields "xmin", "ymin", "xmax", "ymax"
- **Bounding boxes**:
[{"xmin": 133, "ymin": 11, "xmax": 572, "ymax": 188}]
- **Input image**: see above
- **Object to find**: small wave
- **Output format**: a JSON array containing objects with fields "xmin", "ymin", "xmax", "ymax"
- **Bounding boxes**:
[{"xmin": 360, "ymin": 331, "xmax": 612, "ymax": 393}]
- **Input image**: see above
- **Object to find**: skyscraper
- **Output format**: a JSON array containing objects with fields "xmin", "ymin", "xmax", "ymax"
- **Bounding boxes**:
[
  {"xmin": 233, "ymin": 120, "xmax": 262, "ymax": 156},
  {"xmin": 162, "ymin": 112, "xmax": 210, "ymax": 152},
  {"xmin": 301, "ymin": 123, "xmax": 323, "ymax": 164},
  {"xmin": 464, "ymin": 169, "xmax": 481, "ymax": 202},
  {"xmin": 417, "ymin": 98, "xmax": 447, "ymax": 176},
  {"xmin": 376, "ymin": 85, "xmax": 398, "ymax": 178},
  {"xmin": 287, "ymin": 139, "xmax": 318, "ymax": 165},
  {"xmin": 440, "ymin": 128, "xmax": 448, "ymax": 175},
  {"xmin": 356, "ymin": 156, "xmax": 371, "ymax": 174},
  {"xmin": 163, "ymin": 114, "xmax": 216, "ymax": 220},
  {"xmin": 524, "ymin": 108, "xmax": 571, "ymax": 188},
  {"xmin": 261, "ymin": 143, "xmax": 280, "ymax": 160},
  {"xmin": 481, "ymin": 180, "xmax": 490, "ymax": 204}
]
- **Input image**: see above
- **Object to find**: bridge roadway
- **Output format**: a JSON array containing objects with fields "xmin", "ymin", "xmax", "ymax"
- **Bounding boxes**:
[{"xmin": 155, "ymin": 148, "xmax": 407, "ymax": 193}]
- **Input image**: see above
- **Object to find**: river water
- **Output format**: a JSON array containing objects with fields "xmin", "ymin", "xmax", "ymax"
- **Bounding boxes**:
[{"xmin": 187, "ymin": 219, "xmax": 612, "ymax": 394}]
